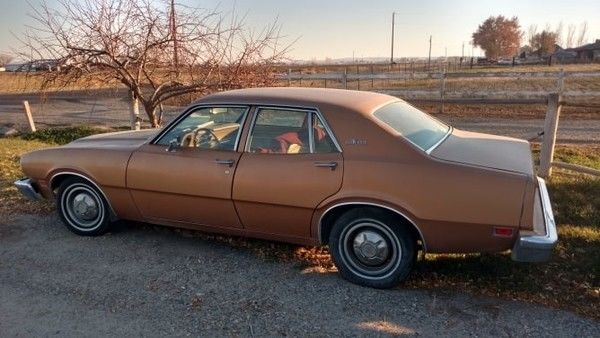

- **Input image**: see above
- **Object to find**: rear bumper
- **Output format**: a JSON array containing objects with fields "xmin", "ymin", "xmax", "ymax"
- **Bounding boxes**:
[
  {"xmin": 511, "ymin": 177, "xmax": 558, "ymax": 262},
  {"xmin": 14, "ymin": 178, "xmax": 43, "ymax": 201}
]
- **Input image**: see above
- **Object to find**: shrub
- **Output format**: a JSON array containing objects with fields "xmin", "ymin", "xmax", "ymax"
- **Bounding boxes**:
[{"xmin": 21, "ymin": 126, "xmax": 111, "ymax": 145}]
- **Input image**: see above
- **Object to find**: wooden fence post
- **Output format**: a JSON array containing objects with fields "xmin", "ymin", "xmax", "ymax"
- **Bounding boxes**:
[
  {"xmin": 22, "ymin": 101, "xmax": 36, "ymax": 132},
  {"xmin": 342, "ymin": 67, "xmax": 348, "ymax": 89},
  {"xmin": 439, "ymin": 71, "xmax": 446, "ymax": 113},
  {"xmin": 539, "ymin": 93, "xmax": 562, "ymax": 178},
  {"xmin": 557, "ymin": 69, "xmax": 565, "ymax": 95},
  {"xmin": 287, "ymin": 68, "xmax": 291, "ymax": 86}
]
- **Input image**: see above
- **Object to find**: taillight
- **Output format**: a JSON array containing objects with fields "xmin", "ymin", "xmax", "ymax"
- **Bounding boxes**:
[{"xmin": 493, "ymin": 227, "xmax": 514, "ymax": 237}]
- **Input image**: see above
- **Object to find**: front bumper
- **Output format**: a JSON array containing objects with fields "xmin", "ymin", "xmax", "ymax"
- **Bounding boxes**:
[
  {"xmin": 511, "ymin": 177, "xmax": 558, "ymax": 262},
  {"xmin": 14, "ymin": 178, "xmax": 43, "ymax": 201}
]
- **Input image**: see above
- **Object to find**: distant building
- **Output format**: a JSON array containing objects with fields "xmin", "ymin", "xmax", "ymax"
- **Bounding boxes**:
[
  {"xmin": 4, "ymin": 59, "xmax": 60, "ymax": 72},
  {"xmin": 572, "ymin": 39, "xmax": 600, "ymax": 60},
  {"xmin": 552, "ymin": 46, "xmax": 577, "ymax": 62}
]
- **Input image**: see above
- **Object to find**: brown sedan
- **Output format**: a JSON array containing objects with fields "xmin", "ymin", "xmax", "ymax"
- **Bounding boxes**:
[{"xmin": 15, "ymin": 88, "xmax": 557, "ymax": 288}]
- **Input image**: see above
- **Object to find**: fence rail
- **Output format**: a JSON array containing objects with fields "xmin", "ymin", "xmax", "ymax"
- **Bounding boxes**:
[
  {"xmin": 282, "ymin": 70, "xmax": 600, "ymax": 106},
  {"xmin": 284, "ymin": 70, "xmax": 600, "ymax": 81}
]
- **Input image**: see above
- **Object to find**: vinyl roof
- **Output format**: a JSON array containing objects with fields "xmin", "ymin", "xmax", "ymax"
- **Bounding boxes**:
[{"xmin": 195, "ymin": 87, "xmax": 399, "ymax": 115}]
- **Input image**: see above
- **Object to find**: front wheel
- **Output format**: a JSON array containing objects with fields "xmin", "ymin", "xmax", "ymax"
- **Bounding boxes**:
[
  {"xmin": 56, "ymin": 177, "xmax": 112, "ymax": 236},
  {"xmin": 329, "ymin": 207, "xmax": 416, "ymax": 288}
]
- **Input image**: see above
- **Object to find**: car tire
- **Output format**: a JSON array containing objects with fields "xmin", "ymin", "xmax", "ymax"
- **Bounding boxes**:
[
  {"xmin": 329, "ymin": 207, "xmax": 416, "ymax": 288},
  {"xmin": 56, "ymin": 177, "xmax": 112, "ymax": 236}
]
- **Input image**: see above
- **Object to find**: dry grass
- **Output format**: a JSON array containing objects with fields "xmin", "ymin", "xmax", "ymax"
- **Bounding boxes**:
[
  {"xmin": 1, "ymin": 136, "xmax": 598, "ymax": 320},
  {"xmin": 0, "ymin": 72, "xmax": 120, "ymax": 94},
  {"xmin": 0, "ymin": 138, "xmax": 54, "ymax": 219}
]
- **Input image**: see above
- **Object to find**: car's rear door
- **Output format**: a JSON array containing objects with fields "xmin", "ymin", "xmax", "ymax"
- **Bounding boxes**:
[
  {"xmin": 232, "ymin": 107, "xmax": 343, "ymax": 239},
  {"xmin": 127, "ymin": 105, "xmax": 249, "ymax": 228}
]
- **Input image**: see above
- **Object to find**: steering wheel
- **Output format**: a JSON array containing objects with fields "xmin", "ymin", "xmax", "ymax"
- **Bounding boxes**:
[{"xmin": 193, "ymin": 128, "xmax": 220, "ymax": 148}]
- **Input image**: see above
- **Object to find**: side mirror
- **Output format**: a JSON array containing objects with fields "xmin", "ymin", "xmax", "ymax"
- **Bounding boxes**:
[{"xmin": 166, "ymin": 139, "xmax": 179, "ymax": 152}]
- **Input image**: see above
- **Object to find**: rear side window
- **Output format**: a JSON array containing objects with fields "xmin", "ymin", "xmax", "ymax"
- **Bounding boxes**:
[
  {"xmin": 247, "ymin": 108, "xmax": 340, "ymax": 154},
  {"xmin": 374, "ymin": 101, "xmax": 450, "ymax": 151}
]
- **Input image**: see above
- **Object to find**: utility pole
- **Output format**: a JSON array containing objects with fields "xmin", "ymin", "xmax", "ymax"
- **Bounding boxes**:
[
  {"xmin": 462, "ymin": 42, "xmax": 465, "ymax": 58},
  {"xmin": 170, "ymin": 0, "xmax": 179, "ymax": 76},
  {"xmin": 427, "ymin": 35, "xmax": 432, "ymax": 70},
  {"xmin": 390, "ymin": 12, "xmax": 395, "ymax": 64}
]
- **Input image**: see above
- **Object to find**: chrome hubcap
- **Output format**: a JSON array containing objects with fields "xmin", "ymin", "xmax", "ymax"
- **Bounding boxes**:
[
  {"xmin": 339, "ymin": 219, "xmax": 402, "ymax": 280},
  {"xmin": 72, "ymin": 193, "xmax": 99, "ymax": 221},
  {"xmin": 352, "ymin": 230, "xmax": 389, "ymax": 266},
  {"xmin": 62, "ymin": 184, "xmax": 105, "ymax": 231}
]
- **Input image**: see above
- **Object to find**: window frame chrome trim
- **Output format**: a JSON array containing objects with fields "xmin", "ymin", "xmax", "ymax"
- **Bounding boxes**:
[
  {"xmin": 425, "ymin": 127, "xmax": 452, "ymax": 154},
  {"xmin": 150, "ymin": 104, "xmax": 251, "ymax": 152},
  {"xmin": 318, "ymin": 202, "xmax": 427, "ymax": 252},
  {"xmin": 308, "ymin": 112, "xmax": 315, "ymax": 153}
]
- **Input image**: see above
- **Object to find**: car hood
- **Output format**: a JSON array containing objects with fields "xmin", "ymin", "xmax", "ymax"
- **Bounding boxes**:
[
  {"xmin": 430, "ymin": 129, "xmax": 534, "ymax": 176},
  {"xmin": 65, "ymin": 129, "xmax": 160, "ymax": 150}
]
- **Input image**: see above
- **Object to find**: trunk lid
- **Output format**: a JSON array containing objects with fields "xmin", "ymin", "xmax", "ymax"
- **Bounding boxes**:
[{"xmin": 430, "ymin": 128, "xmax": 534, "ymax": 176}]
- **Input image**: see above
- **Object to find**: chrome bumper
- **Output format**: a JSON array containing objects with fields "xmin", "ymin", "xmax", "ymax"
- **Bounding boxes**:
[
  {"xmin": 14, "ymin": 178, "xmax": 43, "ymax": 201},
  {"xmin": 511, "ymin": 177, "xmax": 558, "ymax": 262}
]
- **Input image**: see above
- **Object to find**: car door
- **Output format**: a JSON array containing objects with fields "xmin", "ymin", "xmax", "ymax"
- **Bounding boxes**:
[
  {"xmin": 127, "ymin": 105, "xmax": 249, "ymax": 228},
  {"xmin": 233, "ymin": 107, "xmax": 343, "ymax": 238}
]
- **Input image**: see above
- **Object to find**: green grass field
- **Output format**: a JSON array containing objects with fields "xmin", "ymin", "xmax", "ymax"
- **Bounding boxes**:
[{"xmin": 1, "ymin": 133, "xmax": 598, "ymax": 319}]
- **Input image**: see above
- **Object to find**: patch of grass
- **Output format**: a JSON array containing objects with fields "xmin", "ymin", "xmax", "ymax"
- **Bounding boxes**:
[
  {"xmin": 21, "ymin": 126, "xmax": 115, "ymax": 145},
  {"xmin": 0, "ymin": 138, "xmax": 55, "ymax": 218}
]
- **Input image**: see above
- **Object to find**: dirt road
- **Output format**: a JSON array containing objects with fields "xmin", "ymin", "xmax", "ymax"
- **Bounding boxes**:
[
  {"xmin": 1, "ymin": 90, "xmax": 600, "ymax": 144},
  {"xmin": 1, "ymin": 213, "xmax": 598, "ymax": 337}
]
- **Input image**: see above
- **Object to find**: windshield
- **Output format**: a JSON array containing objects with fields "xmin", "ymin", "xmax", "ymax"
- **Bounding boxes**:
[{"xmin": 373, "ymin": 101, "xmax": 450, "ymax": 152}]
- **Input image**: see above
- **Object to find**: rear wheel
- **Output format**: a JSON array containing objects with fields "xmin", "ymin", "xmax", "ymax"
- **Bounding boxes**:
[
  {"xmin": 329, "ymin": 207, "xmax": 416, "ymax": 288},
  {"xmin": 56, "ymin": 177, "xmax": 112, "ymax": 236}
]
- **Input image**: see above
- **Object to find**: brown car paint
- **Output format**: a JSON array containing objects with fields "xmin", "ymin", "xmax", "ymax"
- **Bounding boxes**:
[{"xmin": 20, "ymin": 88, "xmax": 541, "ymax": 253}]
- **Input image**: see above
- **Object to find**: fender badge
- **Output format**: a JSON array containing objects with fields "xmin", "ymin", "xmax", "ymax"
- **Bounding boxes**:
[{"xmin": 345, "ymin": 139, "xmax": 367, "ymax": 145}]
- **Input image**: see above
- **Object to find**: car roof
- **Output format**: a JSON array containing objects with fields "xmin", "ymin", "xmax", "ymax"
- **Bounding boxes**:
[{"xmin": 194, "ymin": 87, "xmax": 399, "ymax": 117}]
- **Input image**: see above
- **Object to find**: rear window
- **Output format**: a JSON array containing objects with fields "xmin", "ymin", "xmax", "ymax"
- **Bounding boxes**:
[{"xmin": 374, "ymin": 101, "xmax": 450, "ymax": 151}]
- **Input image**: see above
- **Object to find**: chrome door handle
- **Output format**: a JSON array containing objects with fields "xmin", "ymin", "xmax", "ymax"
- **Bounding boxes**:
[
  {"xmin": 215, "ymin": 159, "xmax": 235, "ymax": 167},
  {"xmin": 314, "ymin": 161, "xmax": 338, "ymax": 170}
]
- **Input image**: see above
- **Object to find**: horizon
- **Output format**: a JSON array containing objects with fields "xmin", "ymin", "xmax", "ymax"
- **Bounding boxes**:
[{"xmin": 0, "ymin": 0, "xmax": 599, "ymax": 61}]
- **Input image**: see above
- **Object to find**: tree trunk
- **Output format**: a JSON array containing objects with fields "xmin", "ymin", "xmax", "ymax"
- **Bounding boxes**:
[{"xmin": 130, "ymin": 91, "xmax": 141, "ymax": 130}]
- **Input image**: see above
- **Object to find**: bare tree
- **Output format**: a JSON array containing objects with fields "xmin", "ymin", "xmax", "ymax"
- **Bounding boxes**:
[
  {"xmin": 566, "ymin": 24, "xmax": 576, "ymax": 48},
  {"xmin": 0, "ymin": 53, "xmax": 13, "ymax": 67},
  {"xmin": 554, "ymin": 21, "xmax": 563, "ymax": 47},
  {"xmin": 19, "ymin": 0, "xmax": 290, "ymax": 128},
  {"xmin": 527, "ymin": 24, "xmax": 538, "ymax": 47},
  {"xmin": 576, "ymin": 21, "xmax": 588, "ymax": 47},
  {"xmin": 531, "ymin": 30, "xmax": 558, "ymax": 56}
]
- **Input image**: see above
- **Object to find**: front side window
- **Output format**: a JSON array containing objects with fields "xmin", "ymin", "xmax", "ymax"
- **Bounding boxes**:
[
  {"xmin": 247, "ymin": 108, "xmax": 339, "ymax": 154},
  {"xmin": 156, "ymin": 106, "xmax": 247, "ymax": 151},
  {"xmin": 373, "ymin": 101, "xmax": 450, "ymax": 151}
]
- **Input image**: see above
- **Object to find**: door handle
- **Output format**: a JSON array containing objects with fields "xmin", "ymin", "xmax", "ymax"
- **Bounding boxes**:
[
  {"xmin": 215, "ymin": 159, "xmax": 235, "ymax": 167},
  {"xmin": 314, "ymin": 161, "xmax": 338, "ymax": 170}
]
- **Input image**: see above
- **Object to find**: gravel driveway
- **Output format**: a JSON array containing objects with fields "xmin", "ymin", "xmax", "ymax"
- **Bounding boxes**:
[{"xmin": 1, "ymin": 213, "xmax": 599, "ymax": 337}]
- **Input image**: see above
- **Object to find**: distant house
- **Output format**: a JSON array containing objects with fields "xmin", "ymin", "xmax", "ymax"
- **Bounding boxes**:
[
  {"xmin": 4, "ymin": 59, "xmax": 60, "ymax": 72},
  {"xmin": 552, "ymin": 46, "xmax": 577, "ymax": 62},
  {"xmin": 572, "ymin": 39, "xmax": 600, "ymax": 60}
]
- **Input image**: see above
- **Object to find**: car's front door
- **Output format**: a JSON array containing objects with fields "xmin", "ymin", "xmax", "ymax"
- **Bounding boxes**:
[
  {"xmin": 233, "ymin": 107, "xmax": 343, "ymax": 239},
  {"xmin": 127, "ymin": 105, "xmax": 249, "ymax": 228}
]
